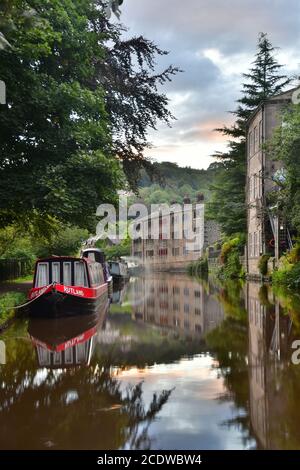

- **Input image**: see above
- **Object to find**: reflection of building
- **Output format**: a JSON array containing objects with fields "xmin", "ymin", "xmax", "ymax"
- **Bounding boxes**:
[
  {"xmin": 247, "ymin": 282, "xmax": 293, "ymax": 448},
  {"xmin": 131, "ymin": 196, "xmax": 221, "ymax": 271},
  {"xmin": 131, "ymin": 274, "xmax": 224, "ymax": 337},
  {"xmin": 246, "ymin": 88, "xmax": 297, "ymax": 277}
]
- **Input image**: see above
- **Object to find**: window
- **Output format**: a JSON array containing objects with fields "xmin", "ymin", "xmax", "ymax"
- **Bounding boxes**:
[
  {"xmin": 36, "ymin": 263, "xmax": 49, "ymax": 287},
  {"xmin": 259, "ymin": 120, "xmax": 263, "ymax": 145},
  {"xmin": 254, "ymin": 174, "xmax": 258, "ymax": 199},
  {"xmin": 184, "ymin": 287, "xmax": 189, "ymax": 296},
  {"xmin": 64, "ymin": 347, "xmax": 74, "ymax": 364},
  {"xmin": 173, "ymin": 302, "xmax": 179, "ymax": 311},
  {"xmin": 254, "ymin": 126, "xmax": 258, "ymax": 152},
  {"xmin": 172, "ymin": 247, "xmax": 180, "ymax": 256},
  {"xmin": 248, "ymin": 131, "xmax": 253, "ymax": 157},
  {"xmin": 195, "ymin": 308, "xmax": 201, "ymax": 315},
  {"xmin": 52, "ymin": 262, "xmax": 60, "ymax": 283},
  {"xmin": 63, "ymin": 262, "xmax": 72, "ymax": 285},
  {"xmin": 249, "ymin": 233, "xmax": 252, "ymax": 257},
  {"xmin": 253, "ymin": 232, "xmax": 257, "ymax": 257},
  {"xmin": 74, "ymin": 261, "xmax": 87, "ymax": 287},
  {"xmin": 194, "ymin": 290, "xmax": 201, "ymax": 298},
  {"xmin": 184, "ymin": 303, "xmax": 189, "ymax": 313},
  {"xmin": 173, "ymin": 286, "xmax": 180, "ymax": 295}
]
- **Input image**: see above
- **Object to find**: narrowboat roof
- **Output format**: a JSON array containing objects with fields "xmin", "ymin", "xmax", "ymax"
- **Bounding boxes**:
[{"xmin": 35, "ymin": 256, "xmax": 95, "ymax": 264}]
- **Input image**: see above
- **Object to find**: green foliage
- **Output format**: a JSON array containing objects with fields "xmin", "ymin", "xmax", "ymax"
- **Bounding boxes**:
[
  {"xmin": 258, "ymin": 254, "xmax": 271, "ymax": 276},
  {"xmin": 219, "ymin": 234, "xmax": 245, "ymax": 280},
  {"xmin": 133, "ymin": 161, "xmax": 222, "ymax": 207},
  {"xmin": 266, "ymin": 103, "xmax": 300, "ymax": 233},
  {"xmin": 96, "ymin": 237, "xmax": 131, "ymax": 260},
  {"xmin": 33, "ymin": 225, "xmax": 88, "ymax": 258},
  {"xmin": 187, "ymin": 257, "xmax": 208, "ymax": 278},
  {"xmin": 0, "ymin": 1, "xmax": 178, "ymax": 232},
  {"xmin": 272, "ymin": 260, "xmax": 300, "ymax": 290},
  {"xmin": 0, "ymin": 225, "xmax": 35, "ymax": 261},
  {"xmin": 209, "ymin": 33, "xmax": 290, "ymax": 236},
  {"xmin": 0, "ymin": 0, "xmax": 124, "ymax": 233},
  {"xmin": 0, "ymin": 292, "xmax": 26, "ymax": 325}
]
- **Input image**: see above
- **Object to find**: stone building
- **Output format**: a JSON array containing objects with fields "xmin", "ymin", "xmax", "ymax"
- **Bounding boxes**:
[
  {"xmin": 131, "ymin": 197, "xmax": 221, "ymax": 271},
  {"xmin": 246, "ymin": 87, "xmax": 298, "ymax": 277}
]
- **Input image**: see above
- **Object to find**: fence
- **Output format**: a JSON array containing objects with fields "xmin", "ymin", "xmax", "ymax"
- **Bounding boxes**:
[{"xmin": 0, "ymin": 258, "xmax": 33, "ymax": 282}]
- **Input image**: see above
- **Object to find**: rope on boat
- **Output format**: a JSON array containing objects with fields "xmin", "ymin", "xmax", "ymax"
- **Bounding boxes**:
[{"xmin": 0, "ymin": 283, "xmax": 55, "ymax": 311}]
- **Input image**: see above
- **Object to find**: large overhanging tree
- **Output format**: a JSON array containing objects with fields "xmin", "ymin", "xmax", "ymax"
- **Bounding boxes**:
[{"xmin": 0, "ymin": 0, "xmax": 179, "ymax": 235}]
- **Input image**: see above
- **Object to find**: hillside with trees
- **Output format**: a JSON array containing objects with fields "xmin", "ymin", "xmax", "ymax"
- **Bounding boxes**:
[{"xmin": 131, "ymin": 161, "xmax": 223, "ymax": 206}]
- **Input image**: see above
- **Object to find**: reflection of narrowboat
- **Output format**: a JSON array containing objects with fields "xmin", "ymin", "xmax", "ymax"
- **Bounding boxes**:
[
  {"xmin": 28, "ymin": 302, "xmax": 108, "ymax": 368},
  {"xmin": 108, "ymin": 261, "xmax": 129, "ymax": 280},
  {"xmin": 82, "ymin": 248, "xmax": 113, "ymax": 289},
  {"xmin": 28, "ymin": 256, "xmax": 108, "ymax": 317}
]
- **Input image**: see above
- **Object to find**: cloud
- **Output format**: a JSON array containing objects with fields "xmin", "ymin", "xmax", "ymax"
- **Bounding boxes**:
[{"xmin": 120, "ymin": 0, "xmax": 300, "ymax": 169}]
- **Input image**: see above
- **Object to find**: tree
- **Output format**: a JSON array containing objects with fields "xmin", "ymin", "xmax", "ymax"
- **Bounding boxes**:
[
  {"xmin": 267, "ymin": 102, "xmax": 300, "ymax": 233},
  {"xmin": 0, "ymin": 0, "xmax": 124, "ymax": 234},
  {"xmin": 209, "ymin": 33, "xmax": 291, "ymax": 235},
  {"xmin": 97, "ymin": 15, "xmax": 180, "ymax": 190},
  {"xmin": 0, "ymin": 1, "xmax": 179, "ymax": 236}
]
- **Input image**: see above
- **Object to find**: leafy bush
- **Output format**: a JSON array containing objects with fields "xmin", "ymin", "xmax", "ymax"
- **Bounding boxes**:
[
  {"xmin": 218, "ymin": 234, "xmax": 245, "ymax": 279},
  {"xmin": 258, "ymin": 254, "xmax": 271, "ymax": 276},
  {"xmin": 272, "ymin": 262, "xmax": 300, "ymax": 290},
  {"xmin": 188, "ymin": 257, "xmax": 208, "ymax": 277},
  {"xmin": 33, "ymin": 226, "xmax": 89, "ymax": 258}
]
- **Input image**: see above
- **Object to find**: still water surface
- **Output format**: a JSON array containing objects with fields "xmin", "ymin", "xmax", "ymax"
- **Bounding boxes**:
[{"xmin": 1, "ymin": 273, "xmax": 300, "ymax": 450}]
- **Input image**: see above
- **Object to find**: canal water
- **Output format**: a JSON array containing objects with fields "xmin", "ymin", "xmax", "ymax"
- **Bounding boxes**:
[{"xmin": 1, "ymin": 273, "xmax": 300, "ymax": 450}]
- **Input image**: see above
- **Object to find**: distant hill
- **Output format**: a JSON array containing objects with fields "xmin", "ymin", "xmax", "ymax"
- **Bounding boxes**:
[{"xmin": 133, "ymin": 161, "xmax": 222, "ymax": 206}]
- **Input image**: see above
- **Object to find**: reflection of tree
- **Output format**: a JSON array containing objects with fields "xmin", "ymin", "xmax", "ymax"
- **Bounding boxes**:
[
  {"xmin": 0, "ymin": 336, "xmax": 172, "ymax": 450},
  {"xmin": 205, "ymin": 281, "xmax": 254, "ymax": 446},
  {"xmin": 122, "ymin": 382, "xmax": 173, "ymax": 450}
]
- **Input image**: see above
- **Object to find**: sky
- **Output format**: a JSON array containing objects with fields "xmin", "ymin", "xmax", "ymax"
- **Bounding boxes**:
[{"xmin": 119, "ymin": 0, "xmax": 300, "ymax": 169}]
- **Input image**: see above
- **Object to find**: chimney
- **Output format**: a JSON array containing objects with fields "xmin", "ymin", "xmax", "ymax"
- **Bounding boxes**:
[
  {"xmin": 196, "ymin": 193, "xmax": 205, "ymax": 203},
  {"xmin": 183, "ymin": 194, "xmax": 191, "ymax": 204}
]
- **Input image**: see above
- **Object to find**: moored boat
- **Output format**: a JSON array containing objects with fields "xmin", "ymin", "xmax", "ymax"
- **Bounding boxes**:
[
  {"xmin": 108, "ymin": 260, "xmax": 129, "ymax": 280},
  {"xmin": 81, "ymin": 248, "xmax": 113, "ymax": 289},
  {"xmin": 28, "ymin": 256, "xmax": 108, "ymax": 317}
]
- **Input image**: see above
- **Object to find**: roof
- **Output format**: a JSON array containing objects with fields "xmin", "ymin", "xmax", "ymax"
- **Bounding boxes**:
[{"xmin": 246, "ymin": 86, "xmax": 299, "ymax": 128}]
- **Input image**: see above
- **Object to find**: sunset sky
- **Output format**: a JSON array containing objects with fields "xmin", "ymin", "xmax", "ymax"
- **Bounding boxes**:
[{"xmin": 120, "ymin": 0, "xmax": 300, "ymax": 169}]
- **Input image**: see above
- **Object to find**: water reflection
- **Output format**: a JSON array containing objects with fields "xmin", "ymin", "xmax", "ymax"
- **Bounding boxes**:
[
  {"xmin": 28, "ymin": 302, "xmax": 109, "ymax": 368},
  {"xmin": 247, "ymin": 282, "xmax": 300, "ymax": 449},
  {"xmin": 131, "ymin": 274, "xmax": 224, "ymax": 338},
  {"xmin": 1, "ymin": 274, "xmax": 300, "ymax": 449}
]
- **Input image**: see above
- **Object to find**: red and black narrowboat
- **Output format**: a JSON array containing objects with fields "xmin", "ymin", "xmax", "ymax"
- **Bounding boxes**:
[{"xmin": 28, "ymin": 256, "xmax": 108, "ymax": 317}]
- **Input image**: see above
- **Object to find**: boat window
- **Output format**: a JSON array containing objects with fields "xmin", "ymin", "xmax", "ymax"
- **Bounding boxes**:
[
  {"xmin": 36, "ymin": 262, "xmax": 49, "ymax": 287},
  {"xmin": 88, "ymin": 263, "xmax": 104, "ymax": 286},
  {"xmin": 75, "ymin": 342, "xmax": 86, "ymax": 363},
  {"xmin": 74, "ymin": 261, "xmax": 88, "ymax": 287},
  {"xmin": 97, "ymin": 264, "xmax": 104, "ymax": 284},
  {"xmin": 87, "ymin": 252, "xmax": 96, "ymax": 262},
  {"xmin": 63, "ymin": 262, "xmax": 72, "ymax": 286},
  {"xmin": 64, "ymin": 347, "xmax": 73, "ymax": 364},
  {"xmin": 53, "ymin": 352, "xmax": 62, "ymax": 365},
  {"xmin": 52, "ymin": 262, "xmax": 60, "ymax": 283},
  {"xmin": 37, "ymin": 346, "xmax": 50, "ymax": 366}
]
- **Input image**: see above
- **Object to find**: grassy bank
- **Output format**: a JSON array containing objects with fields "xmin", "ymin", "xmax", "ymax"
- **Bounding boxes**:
[{"xmin": 0, "ymin": 292, "xmax": 26, "ymax": 330}]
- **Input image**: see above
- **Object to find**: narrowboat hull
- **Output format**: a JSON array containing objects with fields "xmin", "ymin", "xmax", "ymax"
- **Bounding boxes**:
[{"xmin": 28, "ymin": 283, "xmax": 108, "ymax": 317}]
